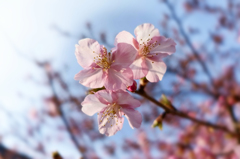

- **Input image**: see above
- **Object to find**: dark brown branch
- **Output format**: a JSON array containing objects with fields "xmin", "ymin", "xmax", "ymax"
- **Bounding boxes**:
[{"xmin": 135, "ymin": 90, "xmax": 236, "ymax": 135}]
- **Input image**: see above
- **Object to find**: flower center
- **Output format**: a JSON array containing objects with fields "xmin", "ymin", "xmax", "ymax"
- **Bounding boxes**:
[
  {"xmin": 138, "ymin": 34, "xmax": 161, "ymax": 57},
  {"xmin": 139, "ymin": 41, "xmax": 158, "ymax": 56},
  {"xmin": 93, "ymin": 47, "xmax": 114, "ymax": 70},
  {"xmin": 104, "ymin": 103, "xmax": 120, "ymax": 116},
  {"xmin": 99, "ymin": 103, "xmax": 123, "ymax": 127}
]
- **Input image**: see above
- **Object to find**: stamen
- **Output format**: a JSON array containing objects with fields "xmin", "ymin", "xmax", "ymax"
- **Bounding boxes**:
[
  {"xmin": 93, "ymin": 47, "xmax": 113, "ymax": 70},
  {"xmin": 139, "ymin": 39, "xmax": 158, "ymax": 57},
  {"xmin": 99, "ymin": 102, "xmax": 123, "ymax": 127}
]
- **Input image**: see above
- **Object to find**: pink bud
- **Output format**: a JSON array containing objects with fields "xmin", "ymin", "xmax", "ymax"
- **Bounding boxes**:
[{"xmin": 127, "ymin": 80, "xmax": 137, "ymax": 92}]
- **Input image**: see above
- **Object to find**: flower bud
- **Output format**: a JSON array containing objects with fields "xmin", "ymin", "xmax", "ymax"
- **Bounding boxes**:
[
  {"xmin": 127, "ymin": 80, "xmax": 137, "ymax": 92},
  {"xmin": 151, "ymin": 115, "xmax": 163, "ymax": 130}
]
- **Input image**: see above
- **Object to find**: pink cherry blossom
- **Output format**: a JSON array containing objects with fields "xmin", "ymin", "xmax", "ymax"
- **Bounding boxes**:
[
  {"xmin": 115, "ymin": 23, "xmax": 176, "ymax": 82},
  {"xmin": 81, "ymin": 89, "xmax": 142, "ymax": 136},
  {"xmin": 74, "ymin": 38, "xmax": 136, "ymax": 91}
]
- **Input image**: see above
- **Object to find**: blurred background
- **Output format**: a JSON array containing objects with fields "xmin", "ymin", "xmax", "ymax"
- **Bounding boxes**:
[{"xmin": 0, "ymin": 0, "xmax": 240, "ymax": 158}]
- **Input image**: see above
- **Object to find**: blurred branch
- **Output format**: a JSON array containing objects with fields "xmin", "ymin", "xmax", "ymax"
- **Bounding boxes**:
[
  {"xmin": 52, "ymin": 23, "xmax": 114, "ymax": 49},
  {"xmin": 162, "ymin": 0, "xmax": 240, "ymax": 142},
  {"xmin": 0, "ymin": 105, "xmax": 47, "ymax": 157},
  {"xmin": 85, "ymin": 22, "xmax": 114, "ymax": 48},
  {"xmin": 227, "ymin": 106, "xmax": 240, "ymax": 143},
  {"xmin": 0, "ymin": 144, "xmax": 31, "ymax": 159},
  {"xmin": 52, "ymin": 152, "xmax": 63, "ymax": 159},
  {"xmin": 164, "ymin": 0, "xmax": 214, "ymax": 84},
  {"xmin": 167, "ymin": 67, "xmax": 218, "ymax": 97},
  {"xmin": 7, "ymin": 36, "xmax": 87, "ymax": 157},
  {"xmin": 43, "ymin": 64, "xmax": 86, "ymax": 158}
]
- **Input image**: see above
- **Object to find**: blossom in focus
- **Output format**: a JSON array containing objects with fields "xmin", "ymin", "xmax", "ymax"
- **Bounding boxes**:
[
  {"xmin": 81, "ymin": 90, "xmax": 142, "ymax": 136},
  {"xmin": 115, "ymin": 23, "xmax": 176, "ymax": 82},
  {"xmin": 74, "ymin": 38, "xmax": 136, "ymax": 91}
]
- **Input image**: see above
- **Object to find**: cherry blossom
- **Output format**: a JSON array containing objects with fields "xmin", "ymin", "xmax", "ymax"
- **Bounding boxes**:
[
  {"xmin": 74, "ymin": 38, "xmax": 136, "ymax": 91},
  {"xmin": 81, "ymin": 90, "xmax": 142, "ymax": 136},
  {"xmin": 115, "ymin": 23, "xmax": 176, "ymax": 82}
]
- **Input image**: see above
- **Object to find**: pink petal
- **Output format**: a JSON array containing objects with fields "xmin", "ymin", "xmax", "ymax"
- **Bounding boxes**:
[
  {"xmin": 147, "ymin": 53, "xmax": 170, "ymax": 62},
  {"xmin": 75, "ymin": 38, "xmax": 103, "ymax": 68},
  {"xmin": 145, "ymin": 58, "xmax": 167, "ymax": 82},
  {"xmin": 114, "ymin": 90, "xmax": 141, "ymax": 109},
  {"xmin": 81, "ymin": 94, "xmax": 107, "ymax": 116},
  {"xmin": 122, "ymin": 108, "xmax": 142, "ymax": 128},
  {"xmin": 149, "ymin": 36, "xmax": 176, "ymax": 55},
  {"xmin": 111, "ymin": 43, "xmax": 138, "ymax": 70},
  {"xmin": 95, "ymin": 90, "xmax": 113, "ymax": 105},
  {"xmin": 74, "ymin": 68, "xmax": 105, "ymax": 88},
  {"xmin": 130, "ymin": 57, "xmax": 148, "ymax": 79},
  {"xmin": 104, "ymin": 68, "xmax": 133, "ymax": 91},
  {"xmin": 98, "ymin": 109, "xmax": 124, "ymax": 136},
  {"xmin": 134, "ymin": 23, "xmax": 160, "ymax": 44},
  {"xmin": 114, "ymin": 31, "xmax": 139, "ymax": 50}
]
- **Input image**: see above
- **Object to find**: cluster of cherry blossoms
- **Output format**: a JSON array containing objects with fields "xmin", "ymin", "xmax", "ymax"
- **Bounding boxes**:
[{"xmin": 74, "ymin": 23, "xmax": 176, "ymax": 136}]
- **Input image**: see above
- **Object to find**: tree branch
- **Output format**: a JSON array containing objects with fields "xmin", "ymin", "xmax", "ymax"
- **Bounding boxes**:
[{"xmin": 135, "ymin": 90, "xmax": 236, "ymax": 135}]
